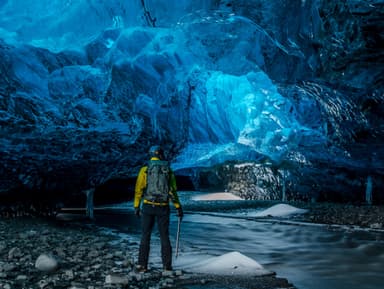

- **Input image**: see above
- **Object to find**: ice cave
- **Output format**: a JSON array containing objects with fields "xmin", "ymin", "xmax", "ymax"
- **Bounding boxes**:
[
  {"xmin": 0, "ymin": 1, "xmax": 383, "ymax": 288},
  {"xmin": 1, "ymin": 0, "xmax": 383, "ymax": 206}
]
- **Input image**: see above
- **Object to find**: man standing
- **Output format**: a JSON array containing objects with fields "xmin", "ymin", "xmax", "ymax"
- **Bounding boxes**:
[{"xmin": 134, "ymin": 145, "xmax": 183, "ymax": 272}]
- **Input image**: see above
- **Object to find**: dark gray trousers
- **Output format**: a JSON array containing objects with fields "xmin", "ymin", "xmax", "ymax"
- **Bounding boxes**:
[{"xmin": 138, "ymin": 204, "xmax": 172, "ymax": 270}]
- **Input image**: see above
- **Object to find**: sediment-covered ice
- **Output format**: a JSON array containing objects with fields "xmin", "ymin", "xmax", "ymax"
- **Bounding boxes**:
[{"xmin": 249, "ymin": 203, "xmax": 307, "ymax": 217}]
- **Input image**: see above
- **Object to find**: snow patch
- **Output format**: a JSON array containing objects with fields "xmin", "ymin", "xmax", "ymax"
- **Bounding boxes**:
[
  {"xmin": 249, "ymin": 203, "xmax": 307, "ymax": 217},
  {"xmin": 183, "ymin": 251, "xmax": 273, "ymax": 276}
]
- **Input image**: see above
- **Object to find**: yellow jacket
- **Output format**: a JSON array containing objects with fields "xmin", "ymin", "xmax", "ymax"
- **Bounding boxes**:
[{"xmin": 134, "ymin": 157, "xmax": 181, "ymax": 209}]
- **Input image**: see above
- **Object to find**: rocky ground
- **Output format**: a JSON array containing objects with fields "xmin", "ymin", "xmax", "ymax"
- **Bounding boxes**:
[
  {"xmin": 0, "ymin": 216, "xmax": 294, "ymax": 289},
  {"xmin": 291, "ymin": 202, "xmax": 384, "ymax": 229},
  {"xmin": 1, "ymin": 202, "xmax": 383, "ymax": 289}
]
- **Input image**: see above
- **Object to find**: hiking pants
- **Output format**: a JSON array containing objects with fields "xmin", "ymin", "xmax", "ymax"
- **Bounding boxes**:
[{"xmin": 138, "ymin": 204, "xmax": 172, "ymax": 270}]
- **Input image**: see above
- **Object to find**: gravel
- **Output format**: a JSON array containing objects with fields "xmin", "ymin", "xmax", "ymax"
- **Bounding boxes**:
[{"xmin": 0, "ymin": 217, "xmax": 295, "ymax": 289}]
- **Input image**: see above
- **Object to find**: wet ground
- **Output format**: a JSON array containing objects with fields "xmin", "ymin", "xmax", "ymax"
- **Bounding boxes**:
[{"xmin": 91, "ymin": 191, "xmax": 384, "ymax": 289}]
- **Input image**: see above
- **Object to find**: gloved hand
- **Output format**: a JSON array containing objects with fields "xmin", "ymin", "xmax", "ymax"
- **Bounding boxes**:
[
  {"xmin": 176, "ymin": 207, "xmax": 184, "ymax": 220},
  {"xmin": 134, "ymin": 207, "xmax": 140, "ymax": 217}
]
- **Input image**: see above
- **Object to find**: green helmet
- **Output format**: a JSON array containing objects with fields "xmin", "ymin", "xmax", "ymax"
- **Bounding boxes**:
[{"xmin": 149, "ymin": 145, "xmax": 163, "ymax": 157}]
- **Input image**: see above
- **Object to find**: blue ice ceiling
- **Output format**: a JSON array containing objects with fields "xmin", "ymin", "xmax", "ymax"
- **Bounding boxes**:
[
  {"xmin": 0, "ymin": 1, "xmax": 322, "ymax": 164},
  {"xmin": 0, "ymin": 0, "xmax": 383, "ymax": 198}
]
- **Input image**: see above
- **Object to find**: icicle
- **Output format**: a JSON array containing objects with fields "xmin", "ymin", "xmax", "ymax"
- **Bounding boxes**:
[{"xmin": 365, "ymin": 175, "xmax": 373, "ymax": 205}]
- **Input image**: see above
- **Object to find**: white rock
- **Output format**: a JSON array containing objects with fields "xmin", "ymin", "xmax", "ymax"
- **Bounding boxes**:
[
  {"xmin": 16, "ymin": 275, "xmax": 27, "ymax": 280},
  {"xmin": 370, "ymin": 223, "xmax": 382, "ymax": 229},
  {"xmin": 105, "ymin": 274, "xmax": 129, "ymax": 285},
  {"xmin": 35, "ymin": 254, "xmax": 58, "ymax": 272},
  {"xmin": 162, "ymin": 270, "xmax": 174, "ymax": 277}
]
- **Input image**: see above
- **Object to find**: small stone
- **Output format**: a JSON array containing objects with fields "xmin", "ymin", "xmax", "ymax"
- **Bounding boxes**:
[
  {"xmin": 16, "ymin": 274, "xmax": 28, "ymax": 280},
  {"xmin": 79, "ymin": 271, "xmax": 90, "ymax": 278},
  {"xmin": 92, "ymin": 264, "xmax": 102, "ymax": 269},
  {"xmin": 2, "ymin": 263, "xmax": 16, "ymax": 272},
  {"xmin": 35, "ymin": 254, "xmax": 59, "ymax": 272},
  {"xmin": 105, "ymin": 274, "xmax": 129, "ymax": 285},
  {"xmin": 8, "ymin": 247, "xmax": 22, "ymax": 259},
  {"xmin": 175, "ymin": 270, "xmax": 183, "ymax": 276},
  {"xmin": 129, "ymin": 271, "xmax": 143, "ymax": 281},
  {"xmin": 370, "ymin": 223, "xmax": 382, "ymax": 229},
  {"xmin": 37, "ymin": 279, "xmax": 49, "ymax": 289},
  {"xmin": 69, "ymin": 282, "xmax": 86, "ymax": 289},
  {"xmin": 87, "ymin": 250, "xmax": 99, "ymax": 258},
  {"xmin": 64, "ymin": 269, "xmax": 75, "ymax": 279},
  {"xmin": 162, "ymin": 270, "xmax": 174, "ymax": 277},
  {"xmin": 163, "ymin": 277, "xmax": 174, "ymax": 284},
  {"xmin": 121, "ymin": 259, "xmax": 132, "ymax": 267},
  {"xmin": 20, "ymin": 254, "xmax": 32, "ymax": 263}
]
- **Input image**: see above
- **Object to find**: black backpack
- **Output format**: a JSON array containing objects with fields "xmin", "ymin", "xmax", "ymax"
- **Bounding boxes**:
[{"xmin": 145, "ymin": 160, "xmax": 171, "ymax": 203}]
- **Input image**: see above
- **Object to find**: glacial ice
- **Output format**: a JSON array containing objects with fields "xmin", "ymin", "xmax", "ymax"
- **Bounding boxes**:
[
  {"xmin": 0, "ymin": 0, "xmax": 327, "ymax": 169},
  {"xmin": 249, "ymin": 204, "xmax": 308, "ymax": 217},
  {"xmin": 0, "ymin": 0, "xmax": 382, "ymax": 199}
]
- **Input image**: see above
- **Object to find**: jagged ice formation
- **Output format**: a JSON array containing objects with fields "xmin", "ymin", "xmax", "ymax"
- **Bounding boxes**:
[{"xmin": 0, "ymin": 0, "xmax": 383, "ymax": 209}]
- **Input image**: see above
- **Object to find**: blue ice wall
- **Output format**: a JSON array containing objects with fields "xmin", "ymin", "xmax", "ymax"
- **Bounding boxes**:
[
  {"xmin": 0, "ymin": 1, "xmax": 326, "ymax": 169},
  {"xmin": 1, "ymin": 0, "xmax": 383, "ymax": 199}
]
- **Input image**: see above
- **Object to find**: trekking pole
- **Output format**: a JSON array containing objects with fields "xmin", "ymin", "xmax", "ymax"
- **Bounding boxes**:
[{"xmin": 175, "ymin": 216, "xmax": 181, "ymax": 258}]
